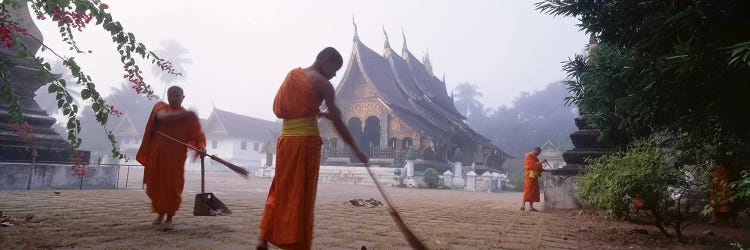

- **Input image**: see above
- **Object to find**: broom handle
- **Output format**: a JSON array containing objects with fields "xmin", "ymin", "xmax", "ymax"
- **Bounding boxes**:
[
  {"xmin": 156, "ymin": 132, "xmax": 204, "ymax": 153},
  {"xmin": 363, "ymin": 163, "xmax": 428, "ymax": 250},
  {"xmin": 201, "ymin": 154, "xmax": 205, "ymax": 194}
]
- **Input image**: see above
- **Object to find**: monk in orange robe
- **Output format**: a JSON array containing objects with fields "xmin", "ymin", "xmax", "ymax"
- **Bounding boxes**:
[
  {"xmin": 136, "ymin": 86, "xmax": 206, "ymax": 230},
  {"xmin": 521, "ymin": 147, "xmax": 547, "ymax": 212},
  {"xmin": 257, "ymin": 47, "xmax": 368, "ymax": 250},
  {"xmin": 710, "ymin": 163, "xmax": 732, "ymax": 224}
]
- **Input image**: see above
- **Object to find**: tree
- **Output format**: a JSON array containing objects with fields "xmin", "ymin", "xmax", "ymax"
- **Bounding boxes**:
[
  {"xmin": 536, "ymin": 0, "xmax": 750, "ymax": 161},
  {"xmin": 0, "ymin": 1, "xmax": 178, "ymax": 159},
  {"xmin": 536, "ymin": 0, "xmax": 750, "ymax": 219},
  {"xmin": 152, "ymin": 39, "xmax": 190, "ymax": 97},
  {"xmin": 469, "ymin": 81, "xmax": 578, "ymax": 156},
  {"xmin": 453, "ymin": 82, "xmax": 484, "ymax": 119}
]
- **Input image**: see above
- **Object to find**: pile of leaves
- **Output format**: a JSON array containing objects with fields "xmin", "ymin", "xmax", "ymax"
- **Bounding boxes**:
[
  {"xmin": 345, "ymin": 198, "xmax": 383, "ymax": 208},
  {"xmin": 0, "ymin": 211, "xmax": 33, "ymax": 227}
]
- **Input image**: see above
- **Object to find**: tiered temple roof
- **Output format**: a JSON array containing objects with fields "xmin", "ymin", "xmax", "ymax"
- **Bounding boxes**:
[{"xmin": 336, "ymin": 25, "xmax": 505, "ymax": 161}]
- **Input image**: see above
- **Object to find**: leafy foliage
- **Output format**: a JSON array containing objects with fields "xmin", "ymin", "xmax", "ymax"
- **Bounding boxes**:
[
  {"xmin": 423, "ymin": 168, "xmax": 439, "ymax": 189},
  {"xmin": 0, "ymin": 0, "xmax": 178, "ymax": 159},
  {"xmin": 577, "ymin": 141, "xmax": 710, "ymax": 238},
  {"xmin": 535, "ymin": 0, "xmax": 750, "ymax": 159},
  {"xmin": 731, "ymin": 171, "xmax": 750, "ymax": 214},
  {"xmin": 536, "ymin": 0, "xmax": 750, "ymax": 216}
]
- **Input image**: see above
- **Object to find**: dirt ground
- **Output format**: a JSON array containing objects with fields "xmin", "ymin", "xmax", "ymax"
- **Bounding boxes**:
[{"xmin": 1, "ymin": 169, "xmax": 748, "ymax": 249}]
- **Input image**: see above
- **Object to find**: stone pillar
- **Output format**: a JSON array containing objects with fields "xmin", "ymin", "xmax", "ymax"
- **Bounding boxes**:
[
  {"xmin": 405, "ymin": 159, "xmax": 415, "ymax": 188},
  {"xmin": 442, "ymin": 170, "xmax": 453, "ymax": 188},
  {"xmin": 392, "ymin": 167, "xmax": 403, "ymax": 187},
  {"xmin": 452, "ymin": 161, "xmax": 465, "ymax": 188},
  {"xmin": 465, "ymin": 171, "xmax": 476, "ymax": 191},
  {"xmin": 481, "ymin": 171, "xmax": 492, "ymax": 192},
  {"xmin": 0, "ymin": 0, "xmax": 83, "ymax": 165},
  {"xmin": 544, "ymin": 111, "xmax": 613, "ymax": 209}
]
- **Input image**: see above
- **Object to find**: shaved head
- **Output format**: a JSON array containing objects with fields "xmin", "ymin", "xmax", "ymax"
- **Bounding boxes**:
[
  {"xmin": 533, "ymin": 147, "xmax": 541, "ymax": 154},
  {"xmin": 167, "ymin": 86, "xmax": 183, "ymax": 96},
  {"xmin": 313, "ymin": 47, "xmax": 343, "ymax": 80},
  {"xmin": 315, "ymin": 47, "xmax": 343, "ymax": 66},
  {"xmin": 166, "ymin": 86, "xmax": 185, "ymax": 107}
]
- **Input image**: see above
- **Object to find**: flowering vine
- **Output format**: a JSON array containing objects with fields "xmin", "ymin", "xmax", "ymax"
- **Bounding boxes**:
[{"xmin": 0, "ymin": 0, "xmax": 180, "ymax": 161}]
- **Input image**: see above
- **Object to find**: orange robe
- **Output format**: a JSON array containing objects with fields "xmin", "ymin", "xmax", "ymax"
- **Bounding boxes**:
[
  {"xmin": 260, "ymin": 68, "xmax": 323, "ymax": 250},
  {"xmin": 523, "ymin": 151, "xmax": 544, "ymax": 202},
  {"xmin": 136, "ymin": 102, "xmax": 205, "ymax": 215},
  {"xmin": 710, "ymin": 164, "xmax": 732, "ymax": 213}
]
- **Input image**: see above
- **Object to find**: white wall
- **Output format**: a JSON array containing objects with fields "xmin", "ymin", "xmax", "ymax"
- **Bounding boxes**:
[
  {"xmin": 113, "ymin": 135, "xmax": 268, "ymax": 172},
  {"xmin": 203, "ymin": 136, "xmax": 265, "ymax": 171}
]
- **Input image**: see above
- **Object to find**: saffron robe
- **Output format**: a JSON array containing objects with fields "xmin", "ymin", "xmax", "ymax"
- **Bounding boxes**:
[
  {"xmin": 260, "ymin": 68, "xmax": 324, "ymax": 250},
  {"xmin": 523, "ymin": 151, "xmax": 544, "ymax": 202},
  {"xmin": 710, "ymin": 164, "xmax": 732, "ymax": 213},
  {"xmin": 136, "ymin": 102, "xmax": 205, "ymax": 214}
]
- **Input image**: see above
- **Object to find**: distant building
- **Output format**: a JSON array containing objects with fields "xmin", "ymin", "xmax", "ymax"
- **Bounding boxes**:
[
  {"xmin": 112, "ymin": 107, "xmax": 280, "ymax": 172},
  {"xmin": 319, "ymin": 25, "xmax": 508, "ymax": 171}
]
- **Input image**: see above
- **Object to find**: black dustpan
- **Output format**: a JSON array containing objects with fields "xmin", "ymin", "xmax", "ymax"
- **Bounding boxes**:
[{"xmin": 194, "ymin": 156, "xmax": 232, "ymax": 216}]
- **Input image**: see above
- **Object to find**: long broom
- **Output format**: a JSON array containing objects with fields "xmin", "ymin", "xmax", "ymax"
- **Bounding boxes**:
[
  {"xmin": 156, "ymin": 132, "xmax": 250, "ymax": 179},
  {"xmin": 362, "ymin": 162, "xmax": 428, "ymax": 250}
]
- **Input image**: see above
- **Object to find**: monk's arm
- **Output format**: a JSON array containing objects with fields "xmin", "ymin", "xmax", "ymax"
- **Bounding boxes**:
[
  {"xmin": 315, "ymin": 78, "xmax": 368, "ymax": 163},
  {"xmin": 318, "ymin": 83, "xmax": 356, "ymax": 148},
  {"xmin": 156, "ymin": 109, "xmax": 197, "ymax": 123}
]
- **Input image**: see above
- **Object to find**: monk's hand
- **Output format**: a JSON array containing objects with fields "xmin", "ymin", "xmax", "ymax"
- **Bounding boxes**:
[
  {"xmin": 355, "ymin": 150, "xmax": 369, "ymax": 164},
  {"xmin": 318, "ymin": 112, "xmax": 333, "ymax": 120}
]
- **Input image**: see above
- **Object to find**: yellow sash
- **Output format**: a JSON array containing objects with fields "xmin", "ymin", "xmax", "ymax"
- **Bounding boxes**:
[
  {"xmin": 528, "ymin": 170, "xmax": 537, "ymax": 179},
  {"xmin": 280, "ymin": 116, "xmax": 319, "ymax": 136}
]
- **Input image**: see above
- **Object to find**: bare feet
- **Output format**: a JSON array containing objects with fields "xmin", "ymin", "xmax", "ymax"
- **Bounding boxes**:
[
  {"xmin": 152, "ymin": 214, "xmax": 165, "ymax": 225},
  {"xmin": 161, "ymin": 214, "xmax": 174, "ymax": 231},
  {"xmin": 520, "ymin": 207, "xmax": 525, "ymax": 211}
]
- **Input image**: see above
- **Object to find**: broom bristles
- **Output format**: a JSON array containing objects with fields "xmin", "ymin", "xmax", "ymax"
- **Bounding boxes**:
[{"xmin": 209, "ymin": 155, "xmax": 250, "ymax": 179}]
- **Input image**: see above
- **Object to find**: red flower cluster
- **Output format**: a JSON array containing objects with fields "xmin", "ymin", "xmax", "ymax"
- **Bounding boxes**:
[
  {"xmin": 70, "ymin": 151, "xmax": 89, "ymax": 176},
  {"xmin": 0, "ymin": 18, "xmax": 29, "ymax": 49},
  {"xmin": 50, "ymin": 5, "xmax": 93, "ymax": 31},
  {"xmin": 123, "ymin": 68, "xmax": 154, "ymax": 96},
  {"xmin": 109, "ymin": 104, "xmax": 123, "ymax": 116},
  {"xmin": 8, "ymin": 121, "xmax": 33, "ymax": 140}
]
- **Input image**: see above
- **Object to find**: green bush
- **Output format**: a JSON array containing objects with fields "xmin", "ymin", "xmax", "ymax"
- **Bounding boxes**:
[
  {"xmin": 423, "ymin": 168, "xmax": 439, "ymax": 189},
  {"xmin": 732, "ymin": 170, "xmax": 750, "ymax": 214},
  {"xmin": 577, "ymin": 141, "xmax": 710, "ymax": 238}
]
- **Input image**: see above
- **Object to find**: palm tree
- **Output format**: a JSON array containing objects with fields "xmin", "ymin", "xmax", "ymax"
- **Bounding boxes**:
[
  {"xmin": 453, "ymin": 82, "xmax": 484, "ymax": 118},
  {"xmin": 151, "ymin": 39, "xmax": 191, "ymax": 98}
]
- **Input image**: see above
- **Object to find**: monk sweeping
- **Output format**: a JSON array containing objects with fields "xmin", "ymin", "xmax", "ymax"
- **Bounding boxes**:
[
  {"xmin": 136, "ymin": 86, "xmax": 206, "ymax": 230},
  {"xmin": 257, "ymin": 47, "xmax": 368, "ymax": 250},
  {"xmin": 521, "ymin": 147, "xmax": 547, "ymax": 212},
  {"xmin": 709, "ymin": 163, "xmax": 734, "ymax": 225}
]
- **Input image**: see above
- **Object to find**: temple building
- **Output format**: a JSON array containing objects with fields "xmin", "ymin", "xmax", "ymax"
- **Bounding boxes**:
[{"xmin": 318, "ymin": 25, "xmax": 508, "ymax": 171}]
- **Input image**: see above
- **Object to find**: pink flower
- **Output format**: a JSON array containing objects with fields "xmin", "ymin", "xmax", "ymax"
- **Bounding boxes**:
[{"xmin": 99, "ymin": 3, "xmax": 109, "ymax": 9}]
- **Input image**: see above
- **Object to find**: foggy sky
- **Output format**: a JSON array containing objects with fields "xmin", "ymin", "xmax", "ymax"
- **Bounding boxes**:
[{"xmin": 33, "ymin": 0, "xmax": 587, "ymax": 121}]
